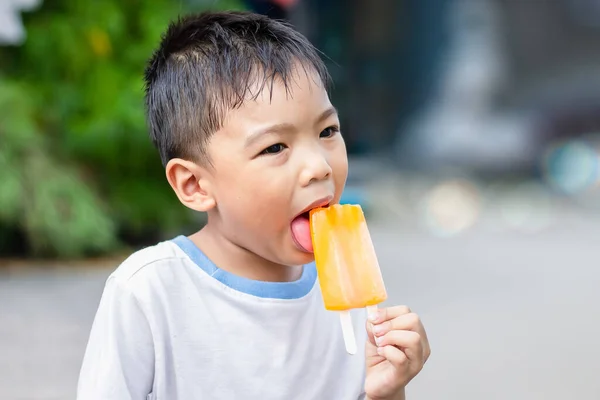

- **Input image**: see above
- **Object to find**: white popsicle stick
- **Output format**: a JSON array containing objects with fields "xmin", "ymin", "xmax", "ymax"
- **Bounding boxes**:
[
  {"xmin": 366, "ymin": 305, "xmax": 378, "ymax": 322},
  {"xmin": 339, "ymin": 311, "xmax": 357, "ymax": 355}
]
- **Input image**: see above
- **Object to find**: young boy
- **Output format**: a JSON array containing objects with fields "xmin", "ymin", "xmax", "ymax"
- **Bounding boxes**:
[{"xmin": 77, "ymin": 11, "xmax": 430, "ymax": 400}]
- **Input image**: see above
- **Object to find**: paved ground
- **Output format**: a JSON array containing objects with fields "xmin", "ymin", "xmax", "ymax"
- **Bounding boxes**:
[
  {"xmin": 2, "ymin": 176, "xmax": 600, "ymax": 399},
  {"xmin": 373, "ymin": 220, "xmax": 600, "ymax": 400}
]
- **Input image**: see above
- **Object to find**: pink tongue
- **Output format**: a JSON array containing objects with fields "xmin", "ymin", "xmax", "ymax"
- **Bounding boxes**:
[{"xmin": 291, "ymin": 215, "xmax": 313, "ymax": 252}]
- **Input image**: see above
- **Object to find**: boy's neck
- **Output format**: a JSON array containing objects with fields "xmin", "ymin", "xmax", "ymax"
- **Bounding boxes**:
[{"xmin": 189, "ymin": 225, "xmax": 303, "ymax": 283}]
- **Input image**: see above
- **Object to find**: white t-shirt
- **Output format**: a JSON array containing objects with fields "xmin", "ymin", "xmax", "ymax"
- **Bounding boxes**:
[{"xmin": 77, "ymin": 236, "xmax": 367, "ymax": 400}]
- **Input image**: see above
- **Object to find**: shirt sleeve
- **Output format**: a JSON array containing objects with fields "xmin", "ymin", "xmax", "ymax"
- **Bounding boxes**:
[{"xmin": 77, "ymin": 276, "xmax": 155, "ymax": 400}]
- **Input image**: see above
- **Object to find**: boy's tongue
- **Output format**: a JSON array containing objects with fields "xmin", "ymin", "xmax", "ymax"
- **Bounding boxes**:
[{"xmin": 291, "ymin": 215, "xmax": 313, "ymax": 252}]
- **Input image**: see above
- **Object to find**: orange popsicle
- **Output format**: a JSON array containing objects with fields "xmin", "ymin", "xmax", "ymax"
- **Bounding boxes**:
[{"xmin": 309, "ymin": 204, "xmax": 388, "ymax": 310}]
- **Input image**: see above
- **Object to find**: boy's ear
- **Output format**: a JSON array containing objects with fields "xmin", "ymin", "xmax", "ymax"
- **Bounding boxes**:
[{"xmin": 165, "ymin": 158, "xmax": 216, "ymax": 212}]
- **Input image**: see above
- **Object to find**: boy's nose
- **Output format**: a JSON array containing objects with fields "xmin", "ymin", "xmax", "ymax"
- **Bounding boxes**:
[{"xmin": 299, "ymin": 152, "xmax": 332, "ymax": 187}]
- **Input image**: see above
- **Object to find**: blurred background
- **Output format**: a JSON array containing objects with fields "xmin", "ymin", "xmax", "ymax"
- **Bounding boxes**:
[{"xmin": 2, "ymin": 0, "xmax": 600, "ymax": 398}]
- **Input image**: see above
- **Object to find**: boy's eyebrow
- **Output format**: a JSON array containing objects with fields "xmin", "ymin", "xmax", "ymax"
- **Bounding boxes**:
[
  {"xmin": 315, "ymin": 106, "xmax": 338, "ymax": 126},
  {"xmin": 244, "ymin": 106, "xmax": 339, "ymax": 149},
  {"xmin": 245, "ymin": 123, "xmax": 297, "ymax": 148}
]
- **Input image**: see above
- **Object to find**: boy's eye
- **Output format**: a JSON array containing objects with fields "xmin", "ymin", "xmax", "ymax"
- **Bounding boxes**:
[
  {"xmin": 260, "ymin": 143, "xmax": 287, "ymax": 155},
  {"xmin": 320, "ymin": 126, "xmax": 340, "ymax": 138}
]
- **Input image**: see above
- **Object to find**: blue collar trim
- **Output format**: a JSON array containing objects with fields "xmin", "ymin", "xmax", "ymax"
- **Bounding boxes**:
[{"xmin": 172, "ymin": 235, "xmax": 317, "ymax": 299}]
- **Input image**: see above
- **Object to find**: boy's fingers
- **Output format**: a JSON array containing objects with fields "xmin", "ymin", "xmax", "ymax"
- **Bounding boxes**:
[
  {"xmin": 373, "ymin": 313, "xmax": 422, "ymax": 335},
  {"xmin": 376, "ymin": 345, "xmax": 409, "ymax": 373},
  {"xmin": 371, "ymin": 313, "xmax": 431, "ymax": 363},
  {"xmin": 365, "ymin": 320, "xmax": 377, "ymax": 347},
  {"xmin": 378, "ymin": 330, "xmax": 424, "ymax": 364},
  {"xmin": 369, "ymin": 305, "xmax": 411, "ymax": 324}
]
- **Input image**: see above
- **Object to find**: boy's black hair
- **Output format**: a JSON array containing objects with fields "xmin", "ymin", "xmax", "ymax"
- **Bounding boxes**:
[{"xmin": 144, "ymin": 11, "xmax": 331, "ymax": 166}]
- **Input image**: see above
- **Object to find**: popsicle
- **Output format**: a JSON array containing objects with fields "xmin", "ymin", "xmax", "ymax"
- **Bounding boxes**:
[{"xmin": 309, "ymin": 204, "xmax": 388, "ymax": 354}]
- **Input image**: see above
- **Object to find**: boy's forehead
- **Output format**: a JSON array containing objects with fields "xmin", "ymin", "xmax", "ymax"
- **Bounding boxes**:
[
  {"xmin": 225, "ymin": 66, "xmax": 331, "ymax": 126},
  {"xmin": 249, "ymin": 63, "xmax": 326, "ymax": 103}
]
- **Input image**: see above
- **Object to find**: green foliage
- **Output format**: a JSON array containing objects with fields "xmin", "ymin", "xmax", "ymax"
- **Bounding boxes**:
[
  {"xmin": 0, "ymin": 0, "xmax": 244, "ymax": 258},
  {"xmin": 0, "ymin": 79, "xmax": 116, "ymax": 257}
]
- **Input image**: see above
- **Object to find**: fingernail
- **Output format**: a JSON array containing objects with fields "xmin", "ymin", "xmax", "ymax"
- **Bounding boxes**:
[
  {"xmin": 377, "ymin": 346, "xmax": 384, "ymax": 355},
  {"xmin": 374, "ymin": 335, "xmax": 382, "ymax": 346},
  {"xmin": 372, "ymin": 324, "xmax": 384, "ymax": 336},
  {"xmin": 368, "ymin": 312, "xmax": 378, "ymax": 323}
]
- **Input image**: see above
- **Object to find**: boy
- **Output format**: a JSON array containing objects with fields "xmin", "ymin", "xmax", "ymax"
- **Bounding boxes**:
[{"xmin": 77, "ymin": 11, "xmax": 430, "ymax": 400}]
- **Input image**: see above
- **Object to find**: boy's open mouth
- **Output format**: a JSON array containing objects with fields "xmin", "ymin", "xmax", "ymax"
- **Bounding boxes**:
[{"xmin": 291, "ymin": 197, "xmax": 332, "ymax": 253}]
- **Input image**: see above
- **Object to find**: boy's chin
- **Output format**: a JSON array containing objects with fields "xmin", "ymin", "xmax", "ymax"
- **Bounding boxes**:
[{"xmin": 286, "ymin": 248, "xmax": 315, "ymax": 266}]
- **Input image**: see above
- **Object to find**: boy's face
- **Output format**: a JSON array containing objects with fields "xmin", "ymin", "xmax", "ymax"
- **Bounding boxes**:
[{"xmin": 206, "ymin": 65, "xmax": 348, "ymax": 267}]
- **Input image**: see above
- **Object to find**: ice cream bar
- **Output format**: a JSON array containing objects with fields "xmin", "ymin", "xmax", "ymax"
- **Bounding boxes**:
[
  {"xmin": 309, "ymin": 204, "xmax": 388, "ymax": 354},
  {"xmin": 309, "ymin": 204, "xmax": 388, "ymax": 310}
]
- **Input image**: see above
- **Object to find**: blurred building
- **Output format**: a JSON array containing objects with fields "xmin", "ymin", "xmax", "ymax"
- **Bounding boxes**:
[{"xmin": 246, "ymin": 0, "xmax": 600, "ymax": 176}]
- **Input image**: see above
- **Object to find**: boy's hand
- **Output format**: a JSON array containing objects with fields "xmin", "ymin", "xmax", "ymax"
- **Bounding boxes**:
[{"xmin": 363, "ymin": 306, "xmax": 430, "ymax": 400}]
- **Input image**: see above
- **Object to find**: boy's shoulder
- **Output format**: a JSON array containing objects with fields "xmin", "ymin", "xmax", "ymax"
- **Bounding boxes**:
[{"xmin": 108, "ymin": 238, "xmax": 186, "ymax": 284}]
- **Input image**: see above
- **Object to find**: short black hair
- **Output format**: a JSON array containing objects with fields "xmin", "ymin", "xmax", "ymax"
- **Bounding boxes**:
[{"xmin": 144, "ymin": 11, "xmax": 331, "ymax": 166}]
